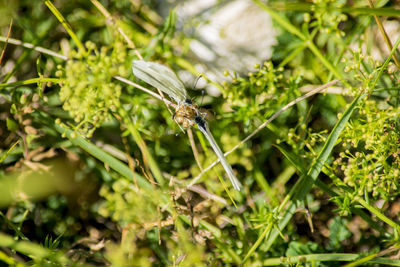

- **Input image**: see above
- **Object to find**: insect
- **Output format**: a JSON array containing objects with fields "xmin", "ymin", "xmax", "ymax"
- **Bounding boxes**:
[{"xmin": 132, "ymin": 60, "xmax": 242, "ymax": 191}]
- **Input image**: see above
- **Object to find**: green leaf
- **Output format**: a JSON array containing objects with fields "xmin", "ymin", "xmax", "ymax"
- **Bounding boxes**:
[
  {"xmin": 6, "ymin": 118, "xmax": 18, "ymax": 132},
  {"xmin": 328, "ymin": 216, "xmax": 351, "ymax": 251},
  {"xmin": 286, "ymin": 241, "xmax": 321, "ymax": 256}
]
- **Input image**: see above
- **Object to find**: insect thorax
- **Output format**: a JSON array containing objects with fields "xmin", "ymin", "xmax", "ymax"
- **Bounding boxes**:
[{"xmin": 174, "ymin": 101, "xmax": 202, "ymax": 128}]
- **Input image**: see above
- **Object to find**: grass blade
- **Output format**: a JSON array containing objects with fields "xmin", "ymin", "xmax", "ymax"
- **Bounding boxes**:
[
  {"xmin": 243, "ymin": 93, "xmax": 364, "ymax": 262},
  {"xmin": 36, "ymin": 111, "xmax": 150, "ymax": 189}
]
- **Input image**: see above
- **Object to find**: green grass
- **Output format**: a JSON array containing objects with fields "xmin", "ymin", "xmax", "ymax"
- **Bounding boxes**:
[{"xmin": 1, "ymin": 0, "xmax": 400, "ymax": 266}]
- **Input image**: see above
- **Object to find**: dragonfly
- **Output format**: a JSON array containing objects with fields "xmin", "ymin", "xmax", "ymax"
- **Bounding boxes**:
[{"xmin": 132, "ymin": 60, "xmax": 242, "ymax": 191}]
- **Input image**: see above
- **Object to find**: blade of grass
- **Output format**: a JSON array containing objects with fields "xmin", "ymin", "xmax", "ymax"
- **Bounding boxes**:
[
  {"xmin": 44, "ymin": 0, "xmax": 85, "ymax": 53},
  {"xmin": 0, "ymin": 232, "xmax": 68, "ymax": 264},
  {"xmin": 355, "ymin": 197, "xmax": 400, "ymax": 231},
  {"xmin": 344, "ymin": 253, "xmax": 379, "ymax": 267},
  {"xmin": 367, "ymin": 0, "xmax": 400, "ymax": 70},
  {"xmin": 262, "ymin": 253, "xmax": 400, "ymax": 266},
  {"xmin": 266, "ymin": 2, "xmax": 400, "ymax": 19},
  {"xmin": 344, "ymin": 246, "xmax": 400, "ymax": 267},
  {"xmin": 253, "ymin": 168, "xmax": 276, "ymax": 204},
  {"xmin": 36, "ymin": 111, "xmax": 151, "ymax": 190},
  {"xmin": 0, "ymin": 36, "xmax": 68, "ymax": 60},
  {"xmin": 276, "ymin": 144, "xmax": 385, "ymax": 233},
  {"xmin": 340, "ymin": 6, "xmax": 400, "ymax": 17},
  {"xmin": 278, "ymin": 43, "xmax": 307, "ymax": 68},
  {"xmin": 370, "ymin": 34, "xmax": 400, "ymax": 92},
  {"xmin": 117, "ymin": 107, "xmax": 165, "ymax": 186},
  {"xmin": 187, "ymin": 128, "xmax": 203, "ymax": 171},
  {"xmin": 0, "ymin": 140, "xmax": 19, "ymax": 164},
  {"xmin": 243, "ymin": 93, "xmax": 364, "ymax": 263},
  {"xmin": 0, "ymin": 19, "xmax": 12, "ymax": 65},
  {"xmin": 0, "ymin": 78, "xmax": 60, "ymax": 90}
]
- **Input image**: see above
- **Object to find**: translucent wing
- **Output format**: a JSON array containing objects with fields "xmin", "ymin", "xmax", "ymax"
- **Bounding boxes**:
[
  {"xmin": 195, "ymin": 117, "xmax": 242, "ymax": 191},
  {"xmin": 132, "ymin": 60, "xmax": 188, "ymax": 103}
]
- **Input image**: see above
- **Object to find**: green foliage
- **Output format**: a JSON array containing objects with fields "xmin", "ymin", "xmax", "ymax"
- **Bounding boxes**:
[
  {"xmin": 98, "ymin": 177, "xmax": 160, "ymax": 226},
  {"xmin": 222, "ymin": 62, "xmax": 301, "ymax": 131},
  {"xmin": 57, "ymin": 41, "xmax": 130, "ymax": 137},
  {"xmin": 308, "ymin": 0, "xmax": 348, "ymax": 35},
  {"xmin": 328, "ymin": 216, "xmax": 351, "ymax": 251},
  {"xmin": 286, "ymin": 240, "xmax": 321, "ymax": 256},
  {"xmin": 333, "ymin": 100, "xmax": 400, "ymax": 200},
  {"xmin": 1, "ymin": 0, "xmax": 400, "ymax": 266},
  {"xmin": 43, "ymin": 234, "xmax": 62, "ymax": 250}
]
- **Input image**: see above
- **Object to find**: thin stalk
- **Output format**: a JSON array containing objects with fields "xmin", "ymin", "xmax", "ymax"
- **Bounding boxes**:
[
  {"xmin": 356, "ymin": 197, "xmax": 400, "ymax": 231},
  {"xmin": 0, "ymin": 20, "xmax": 13, "ymax": 65},
  {"xmin": 0, "ymin": 140, "xmax": 19, "ymax": 164},
  {"xmin": 0, "ymin": 36, "xmax": 68, "ymax": 60},
  {"xmin": 114, "ymin": 76, "xmax": 175, "ymax": 108},
  {"xmin": 266, "ymin": 2, "xmax": 400, "ymax": 17},
  {"xmin": 370, "ymin": 34, "xmax": 400, "ymax": 92},
  {"xmin": 0, "ymin": 78, "xmax": 60, "ymax": 90},
  {"xmin": 187, "ymin": 128, "xmax": 203, "ymax": 171},
  {"xmin": 44, "ymin": 0, "xmax": 86, "ymax": 53},
  {"xmin": 262, "ymin": 253, "xmax": 400, "ymax": 266},
  {"xmin": 118, "ymin": 107, "xmax": 165, "ymax": 186},
  {"xmin": 90, "ymin": 0, "xmax": 143, "ymax": 60},
  {"xmin": 367, "ymin": 0, "xmax": 400, "ymax": 71},
  {"xmin": 242, "ymin": 222, "xmax": 274, "ymax": 262},
  {"xmin": 278, "ymin": 43, "xmax": 307, "ymax": 68}
]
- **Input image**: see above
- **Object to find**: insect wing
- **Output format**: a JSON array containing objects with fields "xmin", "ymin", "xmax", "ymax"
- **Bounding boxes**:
[
  {"xmin": 132, "ymin": 60, "xmax": 188, "ymax": 103},
  {"xmin": 197, "ymin": 120, "xmax": 242, "ymax": 191}
]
